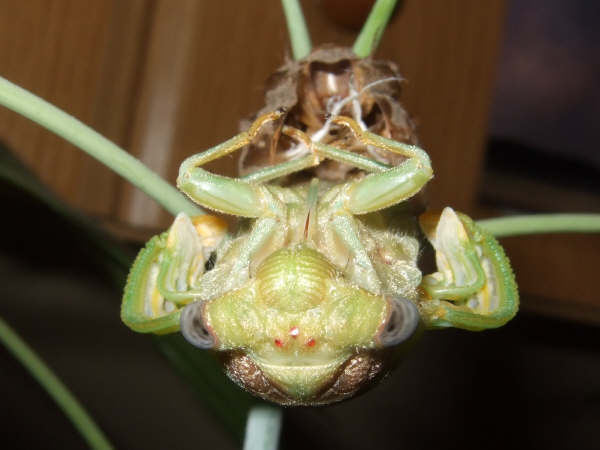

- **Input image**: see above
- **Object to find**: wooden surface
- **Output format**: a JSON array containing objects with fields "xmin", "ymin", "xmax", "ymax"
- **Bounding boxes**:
[
  {"xmin": 6, "ymin": 1, "xmax": 598, "ymax": 324},
  {"xmin": 499, "ymin": 233, "xmax": 600, "ymax": 324},
  {"xmin": 0, "ymin": 0, "xmax": 505, "ymax": 227},
  {"xmin": 0, "ymin": 0, "xmax": 149, "ymax": 218}
]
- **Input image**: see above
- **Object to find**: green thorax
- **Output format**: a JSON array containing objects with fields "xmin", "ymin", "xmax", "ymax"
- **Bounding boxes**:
[{"xmin": 256, "ymin": 245, "xmax": 336, "ymax": 313}]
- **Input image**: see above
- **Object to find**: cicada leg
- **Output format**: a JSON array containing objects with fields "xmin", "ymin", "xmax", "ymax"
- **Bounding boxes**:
[
  {"xmin": 177, "ymin": 110, "xmax": 321, "ymax": 217},
  {"xmin": 121, "ymin": 213, "xmax": 227, "ymax": 334},
  {"xmin": 324, "ymin": 115, "xmax": 433, "ymax": 214},
  {"xmin": 177, "ymin": 110, "xmax": 342, "ymax": 293},
  {"xmin": 418, "ymin": 207, "xmax": 519, "ymax": 331}
]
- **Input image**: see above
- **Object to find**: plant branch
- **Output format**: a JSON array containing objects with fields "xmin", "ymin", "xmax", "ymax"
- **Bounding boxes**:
[
  {"xmin": 0, "ymin": 317, "xmax": 113, "ymax": 449},
  {"xmin": 477, "ymin": 214, "xmax": 600, "ymax": 238},
  {"xmin": 281, "ymin": 0, "xmax": 312, "ymax": 59},
  {"xmin": 0, "ymin": 76, "xmax": 203, "ymax": 217},
  {"xmin": 243, "ymin": 405, "xmax": 282, "ymax": 450},
  {"xmin": 353, "ymin": 0, "xmax": 397, "ymax": 58}
]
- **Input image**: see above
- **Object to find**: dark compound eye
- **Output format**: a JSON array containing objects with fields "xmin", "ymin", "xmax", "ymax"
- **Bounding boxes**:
[
  {"xmin": 204, "ymin": 251, "xmax": 217, "ymax": 271},
  {"xmin": 180, "ymin": 301, "xmax": 215, "ymax": 349},
  {"xmin": 379, "ymin": 296, "xmax": 420, "ymax": 347}
]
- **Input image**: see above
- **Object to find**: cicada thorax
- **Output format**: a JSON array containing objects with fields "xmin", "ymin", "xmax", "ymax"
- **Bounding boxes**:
[
  {"xmin": 122, "ymin": 40, "xmax": 518, "ymax": 407},
  {"xmin": 238, "ymin": 46, "xmax": 420, "ymax": 182}
]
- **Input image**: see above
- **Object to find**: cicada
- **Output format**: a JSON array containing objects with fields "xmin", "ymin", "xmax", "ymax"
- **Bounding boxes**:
[{"xmin": 121, "ymin": 47, "xmax": 518, "ymax": 406}]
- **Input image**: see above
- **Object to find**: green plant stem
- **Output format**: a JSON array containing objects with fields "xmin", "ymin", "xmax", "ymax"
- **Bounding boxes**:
[
  {"xmin": 477, "ymin": 214, "xmax": 600, "ymax": 238},
  {"xmin": 0, "ymin": 317, "xmax": 113, "ymax": 449},
  {"xmin": 0, "ymin": 76, "xmax": 202, "ymax": 217},
  {"xmin": 243, "ymin": 405, "xmax": 282, "ymax": 450},
  {"xmin": 353, "ymin": 0, "xmax": 397, "ymax": 58},
  {"xmin": 281, "ymin": 0, "xmax": 312, "ymax": 59}
]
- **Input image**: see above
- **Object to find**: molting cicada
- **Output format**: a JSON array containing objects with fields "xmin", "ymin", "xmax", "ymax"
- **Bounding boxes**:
[{"xmin": 121, "ymin": 47, "xmax": 518, "ymax": 406}]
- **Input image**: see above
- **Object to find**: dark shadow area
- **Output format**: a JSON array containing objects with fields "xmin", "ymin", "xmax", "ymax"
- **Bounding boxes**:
[
  {"xmin": 481, "ymin": 138, "xmax": 600, "ymax": 213},
  {"xmin": 483, "ymin": 0, "xmax": 600, "ymax": 213},
  {"xmin": 1, "ymin": 161, "xmax": 599, "ymax": 450},
  {"xmin": 489, "ymin": 0, "xmax": 600, "ymax": 170},
  {"xmin": 0, "ymin": 177, "xmax": 237, "ymax": 450}
]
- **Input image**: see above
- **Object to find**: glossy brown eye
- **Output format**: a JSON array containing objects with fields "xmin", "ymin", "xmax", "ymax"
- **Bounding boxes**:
[
  {"xmin": 180, "ymin": 301, "xmax": 215, "ymax": 349},
  {"xmin": 379, "ymin": 296, "xmax": 420, "ymax": 347}
]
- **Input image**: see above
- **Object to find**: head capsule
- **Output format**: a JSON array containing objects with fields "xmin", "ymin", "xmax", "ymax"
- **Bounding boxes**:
[{"xmin": 180, "ymin": 243, "xmax": 420, "ymax": 405}]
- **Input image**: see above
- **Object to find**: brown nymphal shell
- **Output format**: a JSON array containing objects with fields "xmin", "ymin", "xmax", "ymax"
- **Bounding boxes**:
[
  {"xmin": 220, "ymin": 349, "xmax": 393, "ymax": 406},
  {"xmin": 239, "ymin": 46, "xmax": 418, "ymax": 182}
]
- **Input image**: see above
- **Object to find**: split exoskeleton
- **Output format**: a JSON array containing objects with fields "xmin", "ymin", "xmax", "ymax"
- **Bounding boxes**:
[{"xmin": 121, "ymin": 48, "xmax": 518, "ymax": 406}]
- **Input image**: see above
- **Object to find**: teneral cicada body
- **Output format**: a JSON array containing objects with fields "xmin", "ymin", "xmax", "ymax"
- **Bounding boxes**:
[{"xmin": 121, "ymin": 45, "xmax": 518, "ymax": 406}]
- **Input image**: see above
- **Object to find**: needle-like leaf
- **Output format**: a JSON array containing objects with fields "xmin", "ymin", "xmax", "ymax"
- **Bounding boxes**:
[
  {"xmin": 353, "ymin": 0, "xmax": 398, "ymax": 58},
  {"xmin": 0, "ymin": 317, "xmax": 113, "ymax": 449},
  {"xmin": 281, "ymin": 0, "xmax": 312, "ymax": 59},
  {"xmin": 0, "ymin": 76, "xmax": 202, "ymax": 217},
  {"xmin": 478, "ymin": 214, "xmax": 600, "ymax": 238},
  {"xmin": 243, "ymin": 405, "xmax": 282, "ymax": 450}
]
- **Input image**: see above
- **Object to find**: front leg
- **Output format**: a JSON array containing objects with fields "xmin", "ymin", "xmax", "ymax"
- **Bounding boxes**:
[
  {"xmin": 177, "ymin": 110, "xmax": 320, "ymax": 217},
  {"xmin": 305, "ymin": 116, "xmax": 433, "ymax": 214},
  {"xmin": 418, "ymin": 207, "xmax": 519, "ymax": 331}
]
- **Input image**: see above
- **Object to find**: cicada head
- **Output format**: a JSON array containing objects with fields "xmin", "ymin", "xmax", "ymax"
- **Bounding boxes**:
[{"xmin": 180, "ymin": 243, "xmax": 420, "ymax": 405}]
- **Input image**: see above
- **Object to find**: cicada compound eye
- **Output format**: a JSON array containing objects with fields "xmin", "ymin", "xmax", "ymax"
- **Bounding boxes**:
[
  {"xmin": 378, "ymin": 296, "xmax": 420, "ymax": 347},
  {"xmin": 180, "ymin": 301, "xmax": 216, "ymax": 349}
]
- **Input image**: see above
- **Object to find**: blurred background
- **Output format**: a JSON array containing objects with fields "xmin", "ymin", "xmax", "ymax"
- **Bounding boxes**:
[{"xmin": 0, "ymin": 1, "xmax": 598, "ymax": 449}]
